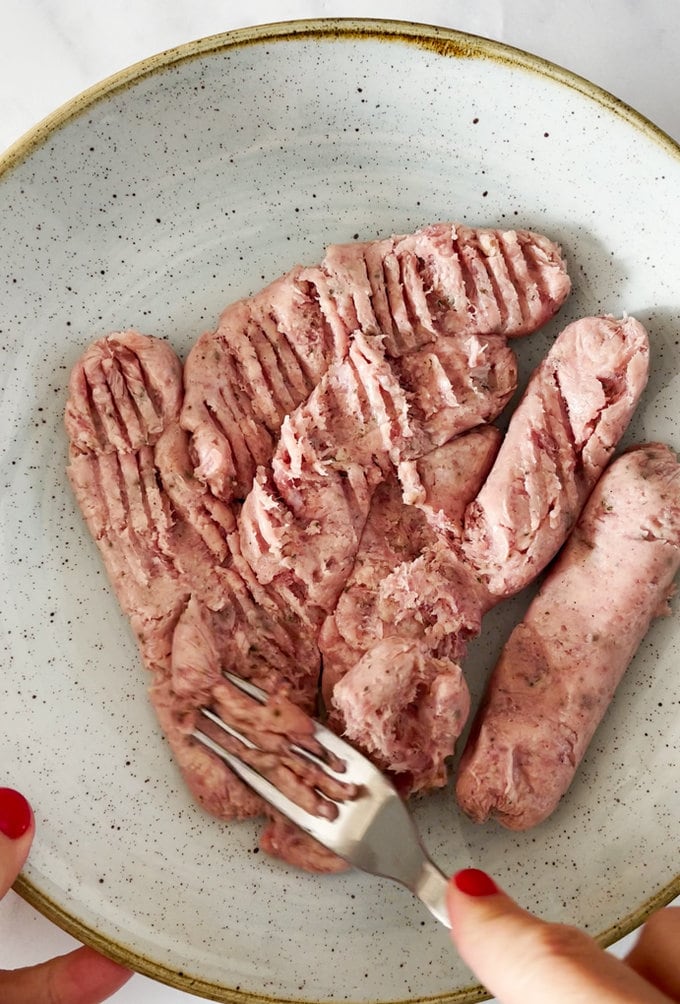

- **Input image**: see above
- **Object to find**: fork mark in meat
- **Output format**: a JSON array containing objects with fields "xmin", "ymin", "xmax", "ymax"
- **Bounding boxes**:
[
  {"xmin": 154, "ymin": 425, "xmax": 235, "ymax": 563},
  {"xmin": 66, "ymin": 331, "xmax": 183, "ymax": 456},
  {"xmin": 245, "ymin": 319, "xmax": 299, "ymax": 422},
  {"xmin": 217, "ymin": 352, "xmax": 275, "ymax": 466},
  {"xmin": 473, "ymin": 231, "xmax": 516, "ymax": 330},
  {"xmin": 394, "ymin": 334, "xmax": 518, "ymax": 452},
  {"xmin": 456, "ymin": 236, "xmax": 502, "ymax": 333},
  {"xmin": 287, "ymin": 269, "xmax": 351, "ymax": 368},
  {"xmin": 114, "ymin": 345, "xmax": 170, "ymax": 436},
  {"xmin": 322, "ymin": 242, "xmax": 379, "ymax": 338},
  {"xmin": 401, "ymin": 251, "xmax": 437, "ymax": 338},
  {"xmin": 252, "ymin": 308, "xmax": 315, "ymax": 404}
]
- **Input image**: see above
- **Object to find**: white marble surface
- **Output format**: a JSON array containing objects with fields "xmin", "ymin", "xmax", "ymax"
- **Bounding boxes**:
[{"xmin": 0, "ymin": 2, "xmax": 678, "ymax": 1001}]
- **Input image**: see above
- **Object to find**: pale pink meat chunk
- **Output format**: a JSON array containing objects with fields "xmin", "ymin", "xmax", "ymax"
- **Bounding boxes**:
[
  {"xmin": 66, "ymin": 333, "xmax": 326, "ymax": 829},
  {"xmin": 327, "ymin": 545, "xmax": 490, "ymax": 797},
  {"xmin": 66, "ymin": 321, "xmax": 511, "ymax": 863},
  {"xmin": 154, "ymin": 424, "xmax": 236, "ymax": 564},
  {"xmin": 259, "ymin": 816, "xmax": 350, "ymax": 874},
  {"xmin": 333, "ymin": 638, "xmax": 470, "ymax": 792},
  {"xmin": 66, "ymin": 334, "xmax": 197, "ymax": 677},
  {"xmin": 320, "ymin": 426, "xmax": 502, "ymax": 705},
  {"xmin": 322, "ymin": 315, "xmax": 651, "ymax": 800},
  {"xmin": 392, "ymin": 332, "xmax": 517, "ymax": 454},
  {"xmin": 456, "ymin": 443, "xmax": 680, "ymax": 830}
]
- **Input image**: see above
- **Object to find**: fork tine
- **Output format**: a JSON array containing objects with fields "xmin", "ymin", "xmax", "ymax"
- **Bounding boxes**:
[
  {"xmin": 192, "ymin": 716, "xmax": 347, "ymax": 836},
  {"xmin": 219, "ymin": 671, "xmax": 352, "ymax": 778},
  {"xmin": 222, "ymin": 671, "xmax": 376, "ymax": 780},
  {"xmin": 192, "ymin": 723, "xmax": 327, "ymax": 824},
  {"xmin": 196, "ymin": 675, "xmax": 406, "ymax": 850},
  {"xmin": 200, "ymin": 706, "xmax": 258, "ymax": 750},
  {"xmin": 222, "ymin": 670, "xmax": 268, "ymax": 702}
]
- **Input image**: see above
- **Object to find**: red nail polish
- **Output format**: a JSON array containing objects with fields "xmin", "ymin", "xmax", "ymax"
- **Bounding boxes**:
[
  {"xmin": 453, "ymin": 868, "xmax": 499, "ymax": 897},
  {"xmin": 0, "ymin": 788, "xmax": 33, "ymax": 840}
]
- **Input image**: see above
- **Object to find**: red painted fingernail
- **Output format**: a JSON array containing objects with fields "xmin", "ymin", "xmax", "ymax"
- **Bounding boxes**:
[
  {"xmin": 453, "ymin": 868, "xmax": 499, "ymax": 897},
  {"xmin": 0, "ymin": 788, "xmax": 33, "ymax": 839}
]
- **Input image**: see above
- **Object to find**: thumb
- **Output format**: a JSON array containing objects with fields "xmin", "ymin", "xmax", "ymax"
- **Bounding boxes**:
[
  {"xmin": 0, "ymin": 788, "xmax": 34, "ymax": 898},
  {"xmin": 447, "ymin": 869, "xmax": 669, "ymax": 1004},
  {"xmin": 0, "ymin": 946, "xmax": 132, "ymax": 1003}
]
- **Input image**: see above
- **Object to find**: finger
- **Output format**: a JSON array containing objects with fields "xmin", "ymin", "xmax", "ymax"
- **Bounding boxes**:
[
  {"xmin": 625, "ymin": 907, "xmax": 680, "ymax": 1001},
  {"xmin": 0, "ymin": 946, "xmax": 132, "ymax": 1004},
  {"xmin": 447, "ymin": 869, "xmax": 670, "ymax": 1004},
  {"xmin": 0, "ymin": 788, "xmax": 34, "ymax": 898}
]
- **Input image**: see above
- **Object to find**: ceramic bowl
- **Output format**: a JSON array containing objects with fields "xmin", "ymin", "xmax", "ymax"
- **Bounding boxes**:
[{"xmin": 1, "ymin": 19, "xmax": 679, "ymax": 1004}]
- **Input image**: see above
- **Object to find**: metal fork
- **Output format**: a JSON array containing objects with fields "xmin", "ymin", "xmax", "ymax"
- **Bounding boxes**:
[{"xmin": 192, "ymin": 671, "xmax": 451, "ymax": 927}]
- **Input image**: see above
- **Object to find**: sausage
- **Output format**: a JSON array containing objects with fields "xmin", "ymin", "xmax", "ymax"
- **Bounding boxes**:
[
  {"xmin": 455, "ymin": 443, "xmax": 680, "ymax": 829},
  {"xmin": 462, "ymin": 314, "xmax": 650, "ymax": 598}
]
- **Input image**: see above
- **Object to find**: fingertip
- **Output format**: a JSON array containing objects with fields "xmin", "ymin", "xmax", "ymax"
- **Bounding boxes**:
[
  {"xmin": 451, "ymin": 868, "xmax": 500, "ymax": 897},
  {"xmin": 0, "ymin": 946, "xmax": 133, "ymax": 1004},
  {"xmin": 447, "ymin": 868, "xmax": 503, "ymax": 928},
  {"xmin": 447, "ymin": 871, "xmax": 543, "ymax": 1003},
  {"xmin": 0, "ymin": 788, "xmax": 35, "ymax": 898},
  {"xmin": 53, "ymin": 945, "xmax": 133, "ymax": 1002},
  {"xmin": 0, "ymin": 787, "xmax": 34, "ymax": 841}
]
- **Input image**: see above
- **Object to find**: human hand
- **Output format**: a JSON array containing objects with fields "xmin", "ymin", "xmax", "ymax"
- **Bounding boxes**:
[
  {"xmin": 447, "ymin": 868, "xmax": 680, "ymax": 1003},
  {"xmin": 0, "ymin": 787, "xmax": 132, "ymax": 1003}
]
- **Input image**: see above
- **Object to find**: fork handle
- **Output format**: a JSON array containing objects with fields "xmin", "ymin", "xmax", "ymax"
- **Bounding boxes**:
[{"xmin": 413, "ymin": 860, "xmax": 451, "ymax": 928}]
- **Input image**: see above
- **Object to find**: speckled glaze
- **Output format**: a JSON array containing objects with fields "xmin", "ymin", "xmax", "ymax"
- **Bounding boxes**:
[{"xmin": 1, "ymin": 18, "xmax": 679, "ymax": 1004}]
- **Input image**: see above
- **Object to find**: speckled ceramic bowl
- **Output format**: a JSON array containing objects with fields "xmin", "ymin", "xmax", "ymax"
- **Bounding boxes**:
[{"xmin": 1, "ymin": 18, "xmax": 679, "ymax": 1004}]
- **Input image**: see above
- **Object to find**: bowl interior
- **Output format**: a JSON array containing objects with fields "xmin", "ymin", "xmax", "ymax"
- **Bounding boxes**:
[{"xmin": 1, "ymin": 20, "xmax": 679, "ymax": 1004}]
